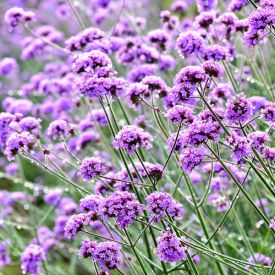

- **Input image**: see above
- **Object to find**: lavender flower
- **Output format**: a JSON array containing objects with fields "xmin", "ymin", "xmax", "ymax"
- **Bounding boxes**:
[
  {"xmin": 157, "ymin": 231, "xmax": 186, "ymax": 262},
  {"xmin": 99, "ymin": 191, "xmax": 144, "ymax": 229},
  {"xmin": 78, "ymin": 240, "xmax": 97, "ymax": 258},
  {"xmin": 166, "ymin": 105, "xmax": 194, "ymax": 124},
  {"xmin": 176, "ymin": 31, "xmax": 204, "ymax": 58},
  {"xmin": 248, "ymin": 131, "xmax": 270, "ymax": 150},
  {"xmin": 175, "ymin": 66, "xmax": 206, "ymax": 85},
  {"xmin": 147, "ymin": 29, "xmax": 170, "ymax": 51},
  {"xmin": 202, "ymin": 60, "xmax": 224, "ymax": 78},
  {"xmin": 5, "ymin": 132, "xmax": 35, "ymax": 160},
  {"xmin": 64, "ymin": 213, "xmax": 89, "ymax": 239},
  {"xmin": 262, "ymin": 147, "xmax": 275, "ymax": 162},
  {"xmin": 261, "ymin": 102, "xmax": 275, "ymax": 124},
  {"xmin": 47, "ymin": 120, "xmax": 69, "ymax": 140},
  {"xmin": 146, "ymin": 192, "xmax": 184, "ymax": 222},
  {"xmin": 179, "ymin": 147, "xmax": 205, "ymax": 173},
  {"xmin": 79, "ymin": 157, "xmax": 106, "ymax": 181},
  {"xmin": 0, "ymin": 241, "xmax": 11, "ymax": 267},
  {"xmin": 79, "ymin": 195, "xmax": 103, "ymax": 212},
  {"xmin": 226, "ymin": 94, "xmax": 252, "ymax": 124},
  {"xmin": 72, "ymin": 50, "xmax": 113, "ymax": 76},
  {"xmin": 226, "ymin": 132, "xmax": 251, "ymax": 162},
  {"xmin": 93, "ymin": 241, "xmax": 122, "ymax": 270},
  {"xmin": 5, "ymin": 7, "xmax": 35, "ymax": 28},
  {"xmin": 113, "ymin": 125, "xmax": 153, "ymax": 154},
  {"xmin": 21, "ymin": 244, "xmax": 45, "ymax": 275}
]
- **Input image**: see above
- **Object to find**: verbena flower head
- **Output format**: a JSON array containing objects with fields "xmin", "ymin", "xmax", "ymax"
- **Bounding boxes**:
[
  {"xmin": 226, "ymin": 132, "xmax": 251, "ymax": 162},
  {"xmin": 157, "ymin": 231, "xmax": 186, "ymax": 262},
  {"xmin": 142, "ymin": 76, "xmax": 168, "ymax": 98},
  {"xmin": 0, "ymin": 57, "xmax": 18, "ymax": 76},
  {"xmin": 228, "ymin": 0, "xmax": 248, "ymax": 12},
  {"xmin": 79, "ymin": 157, "xmax": 106, "ymax": 180},
  {"xmin": 126, "ymin": 83, "xmax": 150, "ymax": 108},
  {"xmin": 202, "ymin": 60, "xmax": 223, "ymax": 78},
  {"xmin": 176, "ymin": 31, "xmax": 204, "ymax": 58},
  {"xmin": 18, "ymin": 117, "xmax": 41, "ymax": 138},
  {"xmin": 166, "ymin": 105, "xmax": 194, "ymax": 124},
  {"xmin": 169, "ymin": 83, "xmax": 196, "ymax": 105},
  {"xmin": 201, "ymin": 44, "xmax": 230, "ymax": 61},
  {"xmin": 47, "ymin": 119, "xmax": 69, "ymax": 140},
  {"xmin": 262, "ymin": 147, "xmax": 275, "ymax": 162},
  {"xmin": 146, "ymin": 192, "xmax": 184, "ymax": 222},
  {"xmin": 261, "ymin": 102, "xmax": 275, "ymax": 124},
  {"xmin": 78, "ymin": 240, "xmax": 97, "ymax": 258},
  {"xmin": 226, "ymin": 94, "xmax": 252, "ymax": 124},
  {"xmin": 79, "ymin": 195, "xmax": 103, "ymax": 212},
  {"xmin": 187, "ymin": 120, "xmax": 221, "ymax": 145},
  {"xmin": 5, "ymin": 132, "xmax": 35, "ymax": 160},
  {"xmin": 147, "ymin": 29, "xmax": 170, "ymax": 51},
  {"xmin": 179, "ymin": 147, "xmax": 205, "ymax": 173},
  {"xmin": 195, "ymin": 11, "xmax": 216, "ymax": 28},
  {"xmin": 99, "ymin": 191, "xmax": 144, "ymax": 229},
  {"xmin": 196, "ymin": 0, "xmax": 217, "ymax": 12},
  {"xmin": 5, "ymin": 7, "xmax": 35, "ymax": 28},
  {"xmin": 113, "ymin": 125, "xmax": 153, "ymax": 154},
  {"xmin": 64, "ymin": 213, "xmax": 89, "ymax": 239},
  {"xmin": 93, "ymin": 241, "xmax": 122, "ymax": 270},
  {"xmin": 0, "ymin": 241, "xmax": 11, "ymax": 268},
  {"xmin": 175, "ymin": 66, "xmax": 206, "ymax": 85},
  {"xmin": 21, "ymin": 244, "xmax": 45, "ymax": 275},
  {"xmin": 246, "ymin": 253, "xmax": 272, "ymax": 269},
  {"xmin": 248, "ymin": 131, "xmax": 270, "ymax": 150}
]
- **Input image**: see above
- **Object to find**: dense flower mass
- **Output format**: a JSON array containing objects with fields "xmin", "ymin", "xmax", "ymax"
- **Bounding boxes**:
[
  {"xmin": 0, "ymin": 0, "xmax": 274, "ymax": 274},
  {"xmin": 113, "ymin": 125, "xmax": 153, "ymax": 154},
  {"xmin": 157, "ymin": 231, "xmax": 186, "ymax": 262},
  {"xmin": 99, "ymin": 191, "xmax": 144, "ymax": 228},
  {"xmin": 79, "ymin": 157, "xmax": 106, "ymax": 180}
]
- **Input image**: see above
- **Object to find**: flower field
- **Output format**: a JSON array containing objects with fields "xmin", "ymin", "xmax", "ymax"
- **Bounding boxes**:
[{"xmin": 0, "ymin": 0, "xmax": 274, "ymax": 274}]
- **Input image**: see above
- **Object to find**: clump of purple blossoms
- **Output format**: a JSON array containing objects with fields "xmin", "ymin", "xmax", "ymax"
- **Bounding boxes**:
[
  {"xmin": 0, "ymin": 58, "xmax": 18, "ymax": 76},
  {"xmin": 47, "ymin": 119, "xmax": 69, "ymax": 140},
  {"xmin": 248, "ymin": 131, "xmax": 270, "ymax": 150},
  {"xmin": 5, "ymin": 132, "xmax": 35, "ymax": 160},
  {"xmin": 179, "ymin": 147, "xmax": 205, "ymax": 173},
  {"xmin": 87, "ymin": 241, "xmax": 122, "ymax": 270},
  {"xmin": 175, "ymin": 66, "xmax": 206, "ymax": 85},
  {"xmin": 157, "ymin": 231, "xmax": 186, "ymax": 262},
  {"xmin": 64, "ymin": 213, "xmax": 89, "ymax": 239},
  {"xmin": 262, "ymin": 147, "xmax": 275, "ymax": 162},
  {"xmin": 72, "ymin": 50, "xmax": 113, "ymax": 76},
  {"xmin": 166, "ymin": 105, "xmax": 194, "ymax": 124},
  {"xmin": 0, "ymin": 241, "xmax": 11, "ymax": 268},
  {"xmin": 226, "ymin": 94, "xmax": 252, "ymax": 124},
  {"xmin": 5, "ymin": 7, "xmax": 35, "ymax": 28},
  {"xmin": 246, "ymin": 253, "xmax": 272, "ymax": 269},
  {"xmin": 79, "ymin": 194, "xmax": 103, "ymax": 212},
  {"xmin": 99, "ymin": 191, "xmax": 144, "ymax": 229},
  {"xmin": 126, "ymin": 83, "xmax": 150, "ymax": 108},
  {"xmin": 21, "ymin": 244, "xmax": 45, "ymax": 275},
  {"xmin": 146, "ymin": 192, "xmax": 184, "ymax": 222},
  {"xmin": 226, "ymin": 132, "xmax": 251, "ymax": 162},
  {"xmin": 202, "ymin": 60, "xmax": 223, "ymax": 78},
  {"xmin": 79, "ymin": 157, "xmax": 106, "ymax": 181},
  {"xmin": 113, "ymin": 125, "xmax": 153, "ymax": 154},
  {"xmin": 176, "ymin": 31, "xmax": 204, "ymax": 58},
  {"xmin": 261, "ymin": 102, "xmax": 275, "ymax": 124}
]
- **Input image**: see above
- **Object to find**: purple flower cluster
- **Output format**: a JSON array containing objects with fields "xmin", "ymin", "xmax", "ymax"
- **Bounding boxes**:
[
  {"xmin": 78, "ymin": 240, "xmax": 122, "ymax": 270},
  {"xmin": 146, "ymin": 192, "xmax": 184, "ymax": 222},
  {"xmin": 79, "ymin": 157, "xmax": 106, "ymax": 180},
  {"xmin": 21, "ymin": 244, "xmax": 45, "ymax": 275},
  {"xmin": 179, "ymin": 147, "xmax": 205, "ymax": 173},
  {"xmin": 5, "ymin": 7, "xmax": 35, "ymax": 28},
  {"xmin": 226, "ymin": 94, "xmax": 252, "ymax": 124},
  {"xmin": 99, "ymin": 191, "xmax": 144, "ymax": 228},
  {"xmin": 157, "ymin": 231, "xmax": 186, "ymax": 262},
  {"xmin": 113, "ymin": 125, "xmax": 153, "ymax": 154}
]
